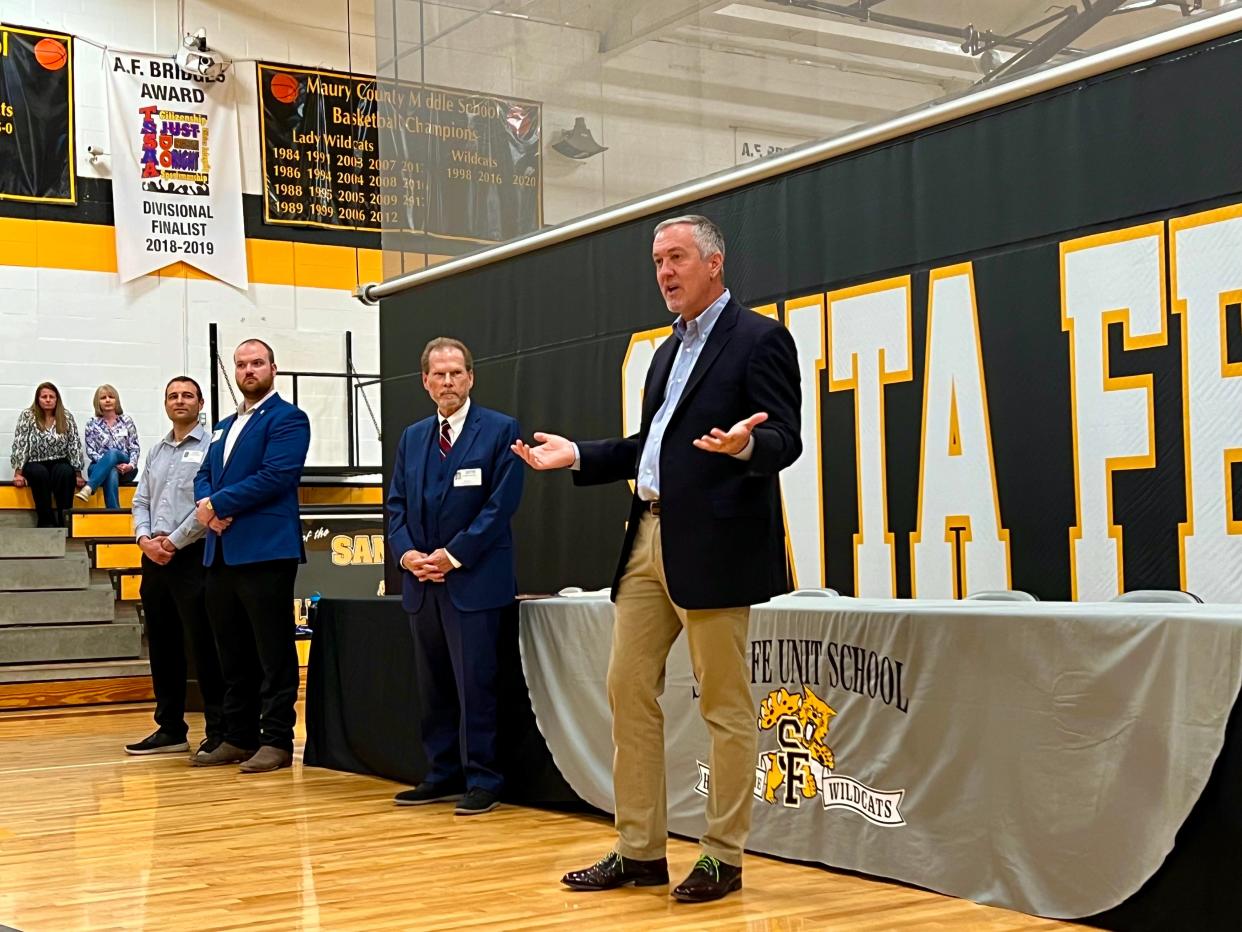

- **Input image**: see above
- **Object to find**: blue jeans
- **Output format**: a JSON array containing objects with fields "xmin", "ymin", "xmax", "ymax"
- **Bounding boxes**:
[{"xmin": 87, "ymin": 449, "xmax": 130, "ymax": 508}]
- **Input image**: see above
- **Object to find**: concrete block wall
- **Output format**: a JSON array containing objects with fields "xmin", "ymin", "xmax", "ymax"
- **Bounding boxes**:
[
  {"xmin": 0, "ymin": 0, "xmax": 383, "ymax": 475},
  {"xmin": 0, "ymin": 0, "xmax": 889, "ymax": 473}
]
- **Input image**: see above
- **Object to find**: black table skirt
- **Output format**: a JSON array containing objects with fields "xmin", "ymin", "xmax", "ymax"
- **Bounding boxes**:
[
  {"xmin": 1087, "ymin": 686, "xmax": 1242, "ymax": 930},
  {"xmin": 303, "ymin": 596, "xmax": 580, "ymax": 806}
]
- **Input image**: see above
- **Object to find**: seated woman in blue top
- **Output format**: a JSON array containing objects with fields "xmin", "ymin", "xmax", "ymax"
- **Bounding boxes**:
[{"xmin": 76, "ymin": 384, "xmax": 140, "ymax": 508}]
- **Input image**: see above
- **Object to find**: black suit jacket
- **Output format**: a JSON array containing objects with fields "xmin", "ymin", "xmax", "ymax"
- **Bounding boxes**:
[{"xmin": 575, "ymin": 297, "xmax": 802, "ymax": 609}]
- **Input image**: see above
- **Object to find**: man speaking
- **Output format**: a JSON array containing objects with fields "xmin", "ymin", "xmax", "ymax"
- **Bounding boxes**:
[
  {"xmin": 387, "ymin": 338, "xmax": 524, "ymax": 815},
  {"xmin": 513, "ymin": 215, "xmax": 801, "ymax": 902}
]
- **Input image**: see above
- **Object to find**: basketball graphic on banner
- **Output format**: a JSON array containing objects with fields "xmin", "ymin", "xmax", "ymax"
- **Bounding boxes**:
[
  {"xmin": 34, "ymin": 37, "xmax": 68, "ymax": 71},
  {"xmin": 270, "ymin": 73, "xmax": 300, "ymax": 104}
]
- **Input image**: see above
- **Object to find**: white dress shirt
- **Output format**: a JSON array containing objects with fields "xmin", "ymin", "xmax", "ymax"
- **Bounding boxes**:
[
  {"xmin": 223, "ymin": 387, "xmax": 278, "ymax": 466},
  {"xmin": 440, "ymin": 398, "xmax": 470, "ymax": 447},
  {"xmin": 571, "ymin": 291, "xmax": 753, "ymax": 487}
]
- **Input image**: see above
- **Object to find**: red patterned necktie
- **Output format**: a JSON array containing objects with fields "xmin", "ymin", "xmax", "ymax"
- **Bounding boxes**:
[{"xmin": 439, "ymin": 418, "xmax": 453, "ymax": 459}]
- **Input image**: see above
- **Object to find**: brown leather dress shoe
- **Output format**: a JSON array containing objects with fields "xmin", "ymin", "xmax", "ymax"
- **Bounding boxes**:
[
  {"xmin": 561, "ymin": 852, "xmax": 669, "ymax": 890},
  {"xmin": 672, "ymin": 855, "xmax": 742, "ymax": 902},
  {"xmin": 239, "ymin": 746, "xmax": 293, "ymax": 773},
  {"xmin": 190, "ymin": 741, "xmax": 256, "ymax": 767}
]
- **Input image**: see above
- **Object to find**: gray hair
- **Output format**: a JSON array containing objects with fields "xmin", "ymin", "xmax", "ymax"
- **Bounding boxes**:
[
  {"xmin": 421, "ymin": 337, "xmax": 474, "ymax": 374},
  {"xmin": 653, "ymin": 214, "xmax": 725, "ymax": 261}
]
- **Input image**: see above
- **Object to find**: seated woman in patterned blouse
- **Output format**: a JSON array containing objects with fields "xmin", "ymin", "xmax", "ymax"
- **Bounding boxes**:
[
  {"xmin": 76, "ymin": 384, "xmax": 141, "ymax": 509},
  {"xmin": 10, "ymin": 382, "xmax": 86, "ymax": 527}
]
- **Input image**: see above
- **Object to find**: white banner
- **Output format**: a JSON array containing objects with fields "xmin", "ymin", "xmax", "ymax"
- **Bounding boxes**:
[{"xmin": 105, "ymin": 53, "xmax": 247, "ymax": 288}]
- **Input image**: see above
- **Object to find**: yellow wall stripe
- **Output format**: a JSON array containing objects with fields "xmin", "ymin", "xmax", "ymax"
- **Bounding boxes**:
[{"xmin": 0, "ymin": 217, "xmax": 437, "ymax": 292}]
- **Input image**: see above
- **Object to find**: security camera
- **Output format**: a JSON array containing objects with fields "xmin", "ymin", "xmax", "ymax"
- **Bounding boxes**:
[
  {"xmin": 176, "ymin": 28, "xmax": 228, "ymax": 79},
  {"xmin": 86, "ymin": 145, "xmax": 108, "ymax": 164}
]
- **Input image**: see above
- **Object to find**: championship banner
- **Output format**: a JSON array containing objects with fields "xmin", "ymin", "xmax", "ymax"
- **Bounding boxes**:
[
  {"xmin": 379, "ymin": 28, "xmax": 1242, "ymax": 604},
  {"xmin": 105, "ymin": 52, "xmax": 247, "ymax": 287},
  {"xmin": 257, "ymin": 62, "xmax": 541, "ymax": 247},
  {"xmin": 0, "ymin": 23, "xmax": 74, "ymax": 203}
]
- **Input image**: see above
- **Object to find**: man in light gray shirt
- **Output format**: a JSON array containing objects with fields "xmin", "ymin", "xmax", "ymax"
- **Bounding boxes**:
[{"xmin": 125, "ymin": 376, "xmax": 226, "ymax": 758}]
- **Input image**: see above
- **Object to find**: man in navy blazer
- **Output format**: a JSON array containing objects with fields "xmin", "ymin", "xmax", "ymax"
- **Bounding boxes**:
[
  {"xmin": 191, "ymin": 338, "xmax": 310, "ymax": 773},
  {"xmin": 387, "ymin": 337, "xmax": 524, "ymax": 815},
  {"xmin": 514, "ymin": 215, "xmax": 801, "ymax": 902}
]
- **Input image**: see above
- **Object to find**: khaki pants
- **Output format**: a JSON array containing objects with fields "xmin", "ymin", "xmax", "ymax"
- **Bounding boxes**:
[{"xmin": 607, "ymin": 511, "xmax": 755, "ymax": 866}]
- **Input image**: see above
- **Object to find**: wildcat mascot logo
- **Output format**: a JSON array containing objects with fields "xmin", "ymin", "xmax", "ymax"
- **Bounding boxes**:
[{"xmin": 694, "ymin": 686, "xmax": 906, "ymax": 826}]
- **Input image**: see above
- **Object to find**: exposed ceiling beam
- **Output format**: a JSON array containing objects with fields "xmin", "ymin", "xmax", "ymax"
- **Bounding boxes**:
[
  {"xmin": 675, "ymin": 21, "xmax": 983, "ymax": 85},
  {"xmin": 997, "ymin": 0, "xmax": 1074, "ymax": 34},
  {"xmin": 549, "ymin": 84, "xmax": 857, "ymax": 140},
  {"xmin": 715, "ymin": 3, "xmax": 981, "ymax": 71},
  {"xmin": 601, "ymin": 39, "xmax": 937, "ymax": 120},
  {"xmin": 982, "ymin": 0, "xmax": 1130, "ymax": 83},
  {"xmin": 600, "ymin": 0, "xmax": 736, "ymax": 55}
]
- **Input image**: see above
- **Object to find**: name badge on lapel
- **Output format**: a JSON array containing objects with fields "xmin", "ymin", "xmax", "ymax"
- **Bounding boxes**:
[
  {"xmin": 453, "ymin": 468, "xmax": 482, "ymax": 487},
  {"xmin": 182, "ymin": 450, "xmax": 205, "ymax": 464},
  {"xmin": 211, "ymin": 429, "xmax": 224, "ymax": 442}
]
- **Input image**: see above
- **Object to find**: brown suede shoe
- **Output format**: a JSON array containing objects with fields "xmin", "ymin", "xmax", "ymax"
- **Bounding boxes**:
[
  {"xmin": 190, "ymin": 741, "xmax": 255, "ymax": 767},
  {"xmin": 239, "ymin": 746, "xmax": 293, "ymax": 773},
  {"xmin": 672, "ymin": 856, "xmax": 742, "ymax": 903}
]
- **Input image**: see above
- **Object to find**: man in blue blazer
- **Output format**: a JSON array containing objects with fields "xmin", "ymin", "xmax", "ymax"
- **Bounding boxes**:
[
  {"xmin": 387, "ymin": 337, "xmax": 524, "ymax": 815},
  {"xmin": 191, "ymin": 338, "xmax": 310, "ymax": 773},
  {"xmin": 514, "ymin": 215, "xmax": 801, "ymax": 902}
]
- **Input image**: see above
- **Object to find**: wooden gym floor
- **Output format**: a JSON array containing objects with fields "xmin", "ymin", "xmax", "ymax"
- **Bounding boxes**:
[{"xmin": 0, "ymin": 704, "xmax": 1086, "ymax": 931}]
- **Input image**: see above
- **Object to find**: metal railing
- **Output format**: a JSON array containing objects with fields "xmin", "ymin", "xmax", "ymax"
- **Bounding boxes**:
[{"xmin": 209, "ymin": 323, "xmax": 381, "ymax": 474}]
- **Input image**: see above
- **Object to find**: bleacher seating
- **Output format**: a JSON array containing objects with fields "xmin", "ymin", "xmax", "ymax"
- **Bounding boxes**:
[{"xmin": 0, "ymin": 480, "xmax": 381, "ymax": 706}]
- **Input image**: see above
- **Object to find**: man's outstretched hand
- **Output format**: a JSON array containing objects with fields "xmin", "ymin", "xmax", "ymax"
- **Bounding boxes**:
[
  {"xmin": 692, "ymin": 412, "xmax": 767, "ymax": 456},
  {"xmin": 511, "ymin": 432, "xmax": 576, "ymax": 470}
]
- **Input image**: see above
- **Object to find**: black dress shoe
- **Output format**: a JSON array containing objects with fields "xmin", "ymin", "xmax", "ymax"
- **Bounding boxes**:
[
  {"xmin": 124, "ymin": 730, "xmax": 190, "ymax": 756},
  {"xmin": 672, "ymin": 855, "xmax": 742, "ymax": 902},
  {"xmin": 454, "ymin": 787, "xmax": 499, "ymax": 815},
  {"xmin": 561, "ymin": 852, "xmax": 669, "ymax": 890},
  {"xmin": 394, "ymin": 781, "xmax": 465, "ymax": 806}
]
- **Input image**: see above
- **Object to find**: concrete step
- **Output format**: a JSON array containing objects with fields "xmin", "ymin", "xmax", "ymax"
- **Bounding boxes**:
[
  {"xmin": 0, "ymin": 511, "xmax": 37, "ymax": 528},
  {"xmin": 0, "ymin": 554, "xmax": 90, "ymax": 592},
  {"xmin": 0, "ymin": 622, "xmax": 142, "ymax": 663},
  {"xmin": 0, "ymin": 585, "xmax": 117, "ymax": 626},
  {"xmin": 0, "ymin": 528, "xmax": 66, "ymax": 558},
  {"xmin": 0, "ymin": 657, "xmax": 151, "ymax": 684}
]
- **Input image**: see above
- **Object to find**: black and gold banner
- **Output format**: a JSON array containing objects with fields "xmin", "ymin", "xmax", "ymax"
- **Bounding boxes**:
[
  {"xmin": 297, "ymin": 513, "xmax": 386, "ymax": 601},
  {"xmin": 0, "ymin": 23, "xmax": 74, "ymax": 204},
  {"xmin": 379, "ymin": 29, "xmax": 1242, "ymax": 606},
  {"xmin": 257, "ymin": 62, "xmax": 541, "ymax": 248}
]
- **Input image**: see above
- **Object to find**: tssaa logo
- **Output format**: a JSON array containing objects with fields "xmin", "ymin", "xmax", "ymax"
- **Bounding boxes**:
[{"xmin": 694, "ymin": 684, "xmax": 906, "ymax": 827}]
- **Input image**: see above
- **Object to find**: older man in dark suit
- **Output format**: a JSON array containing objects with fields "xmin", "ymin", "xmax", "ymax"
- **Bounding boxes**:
[
  {"xmin": 387, "ymin": 338, "xmax": 524, "ymax": 816},
  {"xmin": 513, "ymin": 214, "xmax": 801, "ymax": 903}
]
